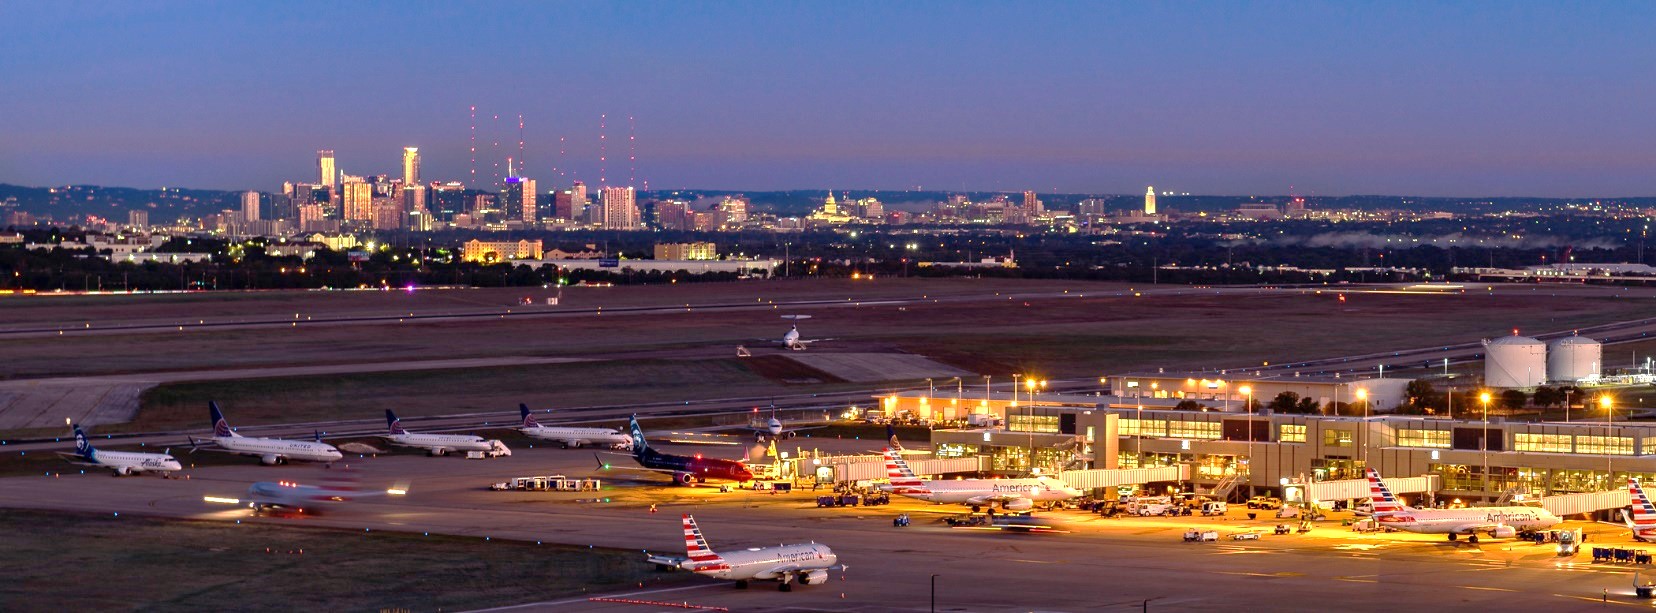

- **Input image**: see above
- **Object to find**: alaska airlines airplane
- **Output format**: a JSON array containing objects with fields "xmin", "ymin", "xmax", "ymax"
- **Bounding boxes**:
[
  {"xmin": 599, "ymin": 415, "xmax": 753, "ymax": 485},
  {"xmin": 1624, "ymin": 478, "xmax": 1656, "ymax": 542},
  {"xmin": 59, "ymin": 424, "xmax": 181, "ymax": 476},
  {"xmin": 193, "ymin": 402, "xmax": 343, "ymax": 465},
  {"xmin": 517, "ymin": 404, "xmax": 630, "ymax": 449},
  {"xmin": 676, "ymin": 514, "xmax": 841, "ymax": 591},
  {"xmin": 1365, "ymin": 468, "xmax": 1559, "ymax": 543},
  {"xmin": 883, "ymin": 447, "xmax": 1081, "ymax": 510},
  {"xmin": 382, "ymin": 409, "xmax": 499, "ymax": 456}
]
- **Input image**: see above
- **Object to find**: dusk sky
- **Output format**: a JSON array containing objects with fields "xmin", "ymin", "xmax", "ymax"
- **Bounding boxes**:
[{"xmin": 4, "ymin": 1, "xmax": 1656, "ymax": 197}]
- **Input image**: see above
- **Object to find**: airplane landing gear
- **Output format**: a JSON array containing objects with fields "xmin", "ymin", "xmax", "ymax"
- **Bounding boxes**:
[
  {"xmin": 1448, "ymin": 533, "xmax": 1458, "ymax": 542},
  {"xmin": 733, "ymin": 580, "xmax": 748, "ymax": 589},
  {"xmin": 778, "ymin": 580, "xmax": 793, "ymax": 592},
  {"xmin": 1468, "ymin": 534, "xmax": 1480, "ymax": 544}
]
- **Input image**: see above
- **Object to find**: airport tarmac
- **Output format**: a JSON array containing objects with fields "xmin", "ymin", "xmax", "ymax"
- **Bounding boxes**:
[{"xmin": 2, "ymin": 439, "xmax": 1651, "ymax": 611}]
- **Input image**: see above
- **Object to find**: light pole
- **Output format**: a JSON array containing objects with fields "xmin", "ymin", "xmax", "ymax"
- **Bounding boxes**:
[
  {"xmin": 1355, "ymin": 388, "xmax": 1368, "ymax": 467},
  {"xmin": 1603, "ymin": 394, "xmax": 1615, "ymax": 487},
  {"xmin": 931, "ymin": 574, "xmax": 939, "ymax": 613},
  {"xmin": 1565, "ymin": 388, "xmax": 1572, "ymax": 423},
  {"xmin": 1240, "ymin": 385, "xmax": 1253, "ymax": 498},
  {"xmin": 1479, "ymin": 391, "xmax": 1492, "ymax": 497}
]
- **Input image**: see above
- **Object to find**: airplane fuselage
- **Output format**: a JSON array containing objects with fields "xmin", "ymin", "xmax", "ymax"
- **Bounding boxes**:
[
  {"xmin": 892, "ymin": 477, "xmax": 1080, "ymax": 505},
  {"xmin": 1377, "ymin": 507, "xmax": 1559, "ymax": 534},
  {"xmin": 216, "ymin": 436, "xmax": 343, "ymax": 464},
  {"xmin": 86, "ymin": 450, "xmax": 181, "ymax": 475},
  {"xmin": 386, "ymin": 432, "xmax": 493, "ymax": 453},
  {"xmin": 636, "ymin": 448, "xmax": 753, "ymax": 483},
  {"xmin": 523, "ymin": 426, "xmax": 631, "ymax": 448},
  {"xmin": 688, "ymin": 543, "xmax": 837, "ymax": 581}
]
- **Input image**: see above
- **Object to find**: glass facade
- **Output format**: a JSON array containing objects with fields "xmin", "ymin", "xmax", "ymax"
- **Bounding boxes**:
[
  {"xmin": 1168, "ymin": 420, "xmax": 1221, "ymax": 440},
  {"xmin": 1514, "ymin": 433, "xmax": 1571, "ymax": 453},
  {"xmin": 1279, "ymin": 424, "xmax": 1307, "ymax": 443},
  {"xmin": 1119, "ymin": 418, "xmax": 1168, "ymax": 437},
  {"xmin": 1396, "ymin": 429, "xmax": 1451, "ymax": 449},
  {"xmin": 1323, "ymin": 429, "xmax": 1353, "ymax": 447},
  {"xmin": 1576, "ymin": 435, "xmax": 1634, "ymax": 456},
  {"xmin": 1008, "ymin": 414, "xmax": 1060, "ymax": 434}
]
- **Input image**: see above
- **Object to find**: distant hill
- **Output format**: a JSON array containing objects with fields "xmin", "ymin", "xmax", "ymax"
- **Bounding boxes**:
[{"xmin": 0, "ymin": 184, "xmax": 244, "ymax": 223}]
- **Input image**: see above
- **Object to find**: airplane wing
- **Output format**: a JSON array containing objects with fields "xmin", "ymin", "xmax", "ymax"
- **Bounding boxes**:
[
  {"xmin": 593, "ymin": 453, "xmax": 680, "ymax": 475},
  {"xmin": 752, "ymin": 564, "xmax": 809, "ymax": 580},
  {"xmin": 54, "ymin": 453, "xmax": 103, "ymax": 467},
  {"xmin": 964, "ymin": 494, "xmax": 1028, "ymax": 506},
  {"xmin": 1440, "ymin": 522, "xmax": 1497, "ymax": 535}
]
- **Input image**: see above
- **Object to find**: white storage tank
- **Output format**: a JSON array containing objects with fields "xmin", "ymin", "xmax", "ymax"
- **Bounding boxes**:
[
  {"xmin": 1484, "ymin": 335, "xmax": 1546, "ymax": 388},
  {"xmin": 1547, "ymin": 335, "xmax": 1602, "ymax": 383}
]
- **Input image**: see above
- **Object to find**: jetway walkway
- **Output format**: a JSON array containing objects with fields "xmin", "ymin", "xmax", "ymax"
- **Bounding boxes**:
[
  {"xmin": 1540, "ymin": 490, "xmax": 1630, "ymax": 517},
  {"xmin": 1058, "ymin": 465, "xmax": 1189, "ymax": 490},
  {"xmin": 1287, "ymin": 475, "xmax": 1440, "ymax": 503}
]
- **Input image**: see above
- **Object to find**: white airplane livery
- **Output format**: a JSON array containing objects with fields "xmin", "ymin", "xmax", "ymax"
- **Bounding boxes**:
[
  {"xmin": 777, "ymin": 315, "xmax": 829, "ymax": 351},
  {"xmin": 1366, "ymin": 468, "xmax": 1559, "ymax": 543},
  {"xmin": 518, "ymin": 404, "xmax": 630, "ymax": 449},
  {"xmin": 205, "ymin": 475, "xmax": 407, "ymax": 514},
  {"xmin": 60, "ymin": 424, "xmax": 182, "ymax": 476},
  {"xmin": 195, "ymin": 402, "xmax": 343, "ymax": 465},
  {"xmin": 382, "ymin": 409, "xmax": 499, "ymax": 456},
  {"xmin": 883, "ymin": 448, "xmax": 1082, "ymax": 510},
  {"xmin": 678, "ymin": 514, "xmax": 841, "ymax": 591},
  {"xmin": 1624, "ymin": 478, "xmax": 1656, "ymax": 542}
]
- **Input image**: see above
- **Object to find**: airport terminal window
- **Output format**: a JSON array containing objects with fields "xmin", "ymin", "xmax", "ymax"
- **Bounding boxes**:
[
  {"xmin": 1323, "ymin": 429, "xmax": 1354, "ymax": 447},
  {"xmin": 934, "ymin": 443, "xmax": 979, "ymax": 459},
  {"xmin": 1396, "ymin": 429, "xmax": 1451, "ymax": 449},
  {"xmin": 1167, "ymin": 420, "xmax": 1220, "ymax": 440},
  {"xmin": 1643, "ymin": 437, "xmax": 1656, "ymax": 455},
  {"xmin": 1120, "ymin": 418, "xmax": 1168, "ymax": 437},
  {"xmin": 1514, "ymin": 433, "xmax": 1572, "ymax": 454},
  {"xmin": 1279, "ymin": 424, "xmax": 1307, "ymax": 443},
  {"xmin": 1576, "ymin": 435, "xmax": 1634, "ymax": 456},
  {"xmin": 1008, "ymin": 414, "xmax": 1060, "ymax": 434}
]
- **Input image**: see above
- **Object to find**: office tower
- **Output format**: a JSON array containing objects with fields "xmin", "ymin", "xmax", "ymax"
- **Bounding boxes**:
[
  {"xmin": 1144, "ymin": 186, "xmax": 1157, "ymax": 215},
  {"xmin": 373, "ymin": 201, "xmax": 403, "ymax": 230},
  {"xmin": 502, "ymin": 177, "xmax": 537, "ymax": 224},
  {"xmin": 402, "ymin": 147, "xmax": 420, "ymax": 186},
  {"xmin": 298, "ymin": 203, "xmax": 325, "ymax": 228},
  {"xmin": 318, "ymin": 150, "xmax": 336, "ymax": 189},
  {"xmin": 571, "ymin": 180, "xmax": 587, "ymax": 206},
  {"xmin": 429, "ymin": 181, "xmax": 465, "ymax": 221},
  {"xmin": 654, "ymin": 200, "xmax": 688, "ymax": 230},
  {"xmin": 241, "ymin": 191, "xmax": 261, "ymax": 222},
  {"xmin": 342, "ymin": 179, "xmax": 374, "ymax": 221},
  {"xmin": 859, "ymin": 197, "xmax": 884, "ymax": 221},
  {"xmin": 718, "ymin": 197, "xmax": 748, "ymax": 224},
  {"xmin": 403, "ymin": 185, "xmax": 427, "ymax": 214},
  {"xmin": 128, "ymin": 210, "xmax": 149, "ymax": 228},
  {"xmin": 600, "ymin": 186, "xmax": 638, "ymax": 229},
  {"xmin": 553, "ymin": 188, "xmax": 577, "ymax": 220}
]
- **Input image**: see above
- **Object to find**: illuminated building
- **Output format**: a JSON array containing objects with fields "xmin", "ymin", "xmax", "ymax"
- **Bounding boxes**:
[
  {"xmin": 1144, "ymin": 186, "xmax": 1156, "ymax": 215},
  {"xmin": 461, "ymin": 239, "xmax": 544, "ymax": 263},
  {"xmin": 718, "ymin": 197, "xmax": 749, "ymax": 225},
  {"xmin": 373, "ymin": 201, "xmax": 403, "ymax": 230},
  {"xmin": 429, "ymin": 181, "xmax": 466, "ymax": 221},
  {"xmin": 600, "ymin": 186, "xmax": 639, "ymax": 230},
  {"xmin": 654, "ymin": 200, "xmax": 690, "ymax": 230},
  {"xmin": 403, "ymin": 185, "xmax": 426, "ymax": 214},
  {"xmin": 127, "ymin": 210, "xmax": 149, "ymax": 228},
  {"xmin": 553, "ymin": 188, "xmax": 580, "ymax": 220},
  {"xmin": 402, "ymin": 147, "xmax": 420, "ymax": 186},
  {"xmin": 502, "ymin": 176, "xmax": 537, "ymax": 224},
  {"xmin": 342, "ymin": 179, "xmax": 374, "ymax": 221},
  {"xmin": 654, "ymin": 242, "xmax": 718, "ymax": 261},
  {"xmin": 318, "ymin": 150, "xmax": 336, "ymax": 190},
  {"xmin": 807, "ymin": 191, "xmax": 857, "ymax": 224},
  {"xmin": 242, "ymin": 191, "xmax": 260, "ymax": 221},
  {"xmin": 858, "ymin": 197, "xmax": 884, "ymax": 221}
]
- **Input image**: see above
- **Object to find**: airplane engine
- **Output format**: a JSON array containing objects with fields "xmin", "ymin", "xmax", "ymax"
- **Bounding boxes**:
[
  {"xmin": 1004, "ymin": 498, "xmax": 1034, "ymax": 511},
  {"xmin": 115, "ymin": 466, "xmax": 133, "ymax": 476},
  {"xmin": 1491, "ymin": 526, "xmax": 1516, "ymax": 539},
  {"xmin": 798, "ymin": 570, "xmax": 829, "ymax": 585},
  {"xmin": 675, "ymin": 472, "xmax": 697, "ymax": 486},
  {"xmin": 428, "ymin": 448, "xmax": 447, "ymax": 456},
  {"xmin": 260, "ymin": 454, "xmax": 282, "ymax": 466}
]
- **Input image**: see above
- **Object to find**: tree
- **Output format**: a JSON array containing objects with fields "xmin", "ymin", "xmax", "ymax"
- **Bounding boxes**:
[
  {"xmin": 1174, "ymin": 399, "xmax": 1204, "ymax": 411},
  {"xmin": 1405, "ymin": 379, "xmax": 1437, "ymax": 410},
  {"xmin": 1531, "ymin": 386, "xmax": 1562, "ymax": 408},
  {"xmin": 1268, "ymin": 391, "xmax": 1302, "ymax": 413},
  {"xmin": 1500, "ymin": 389, "xmax": 1528, "ymax": 411},
  {"xmin": 1296, "ymin": 397, "xmax": 1322, "ymax": 414}
]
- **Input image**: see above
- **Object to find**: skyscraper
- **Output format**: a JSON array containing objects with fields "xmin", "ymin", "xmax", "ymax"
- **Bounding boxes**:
[
  {"xmin": 502, "ymin": 177, "xmax": 537, "ymax": 224},
  {"xmin": 571, "ymin": 181, "xmax": 587, "ymax": 207},
  {"xmin": 600, "ymin": 186, "xmax": 638, "ymax": 230},
  {"xmin": 1144, "ymin": 186, "xmax": 1157, "ymax": 215},
  {"xmin": 242, "ymin": 191, "xmax": 260, "ymax": 221},
  {"xmin": 342, "ymin": 179, "xmax": 374, "ymax": 221},
  {"xmin": 318, "ymin": 150, "xmax": 336, "ymax": 190},
  {"xmin": 402, "ymin": 147, "xmax": 420, "ymax": 186},
  {"xmin": 403, "ymin": 185, "xmax": 427, "ymax": 214}
]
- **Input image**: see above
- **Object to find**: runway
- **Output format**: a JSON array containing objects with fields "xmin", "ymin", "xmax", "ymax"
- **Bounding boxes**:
[{"xmin": 2, "ymin": 439, "xmax": 1646, "ymax": 612}]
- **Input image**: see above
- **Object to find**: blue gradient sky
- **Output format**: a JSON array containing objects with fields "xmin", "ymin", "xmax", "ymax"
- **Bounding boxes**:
[{"xmin": 3, "ymin": 1, "xmax": 1655, "ymax": 196}]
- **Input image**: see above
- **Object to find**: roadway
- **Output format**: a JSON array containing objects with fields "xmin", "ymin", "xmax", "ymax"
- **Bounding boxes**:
[{"xmin": 1, "ymin": 441, "xmax": 1648, "ymax": 611}]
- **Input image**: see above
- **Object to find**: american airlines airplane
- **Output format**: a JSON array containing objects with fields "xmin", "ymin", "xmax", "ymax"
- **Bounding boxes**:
[
  {"xmin": 675, "ymin": 514, "xmax": 841, "ymax": 591},
  {"xmin": 1365, "ymin": 468, "xmax": 1559, "ymax": 543},
  {"xmin": 1623, "ymin": 478, "xmax": 1656, "ymax": 541},
  {"xmin": 59, "ymin": 424, "xmax": 181, "ymax": 477},
  {"xmin": 883, "ymin": 448, "xmax": 1082, "ymax": 511},
  {"xmin": 517, "ymin": 404, "xmax": 631, "ymax": 449},
  {"xmin": 193, "ymin": 402, "xmax": 344, "ymax": 465},
  {"xmin": 382, "ymin": 409, "xmax": 501, "ymax": 456}
]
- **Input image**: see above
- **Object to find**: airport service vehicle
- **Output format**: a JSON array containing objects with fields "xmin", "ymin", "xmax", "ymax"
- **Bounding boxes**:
[
  {"xmin": 490, "ymin": 475, "xmax": 601, "ymax": 492},
  {"xmin": 882, "ymin": 448, "xmax": 1082, "ymax": 511},
  {"xmin": 204, "ymin": 478, "xmax": 406, "ymax": 514},
  {"xmin": 1366, "ymin": 468, "xmax": 1560, "ymax": 543},
  {"xmin": 382, "ymin": 410, "xmax": 502, "ymax": 456},
  {"xmin": 673, "ymin": 514, "xmax": 842, "ymax": 591},
  {"xmin": 1230, "ymin": 532, "xmax": 1261, "ymax": 541},
  {"xmin": 599, "ymin": 416, "xmax": 754, "ymax": 485},
  {"xmin": 192, "ymin": 402, "xmax": 343, "ymax": 465},
  {"xmin": 59, "ymin": 424, "xmax": 181, "ymax": 477},
  {"xmin": 1246, "ymin": 496, "xmax": 1283, "ymax": 510},
  {"xmin": 517, "ymin": 404, "xmax": 631, "ymax": 449},
  {"xmin": 1623, "ymin": 478, "xmax": 1656, "ymax": 542},
  {"xmin": 1183, "ymin": 529, "xmax": 1219, "ymax": 542},
  {"xmin": 1201, "ymin": 501, "xmax": 1228, "ymax": 516}
]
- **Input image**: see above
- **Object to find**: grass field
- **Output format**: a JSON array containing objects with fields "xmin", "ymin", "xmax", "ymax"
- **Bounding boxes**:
[{"xmin": 0, "ymin": 509, "xmax": 698, "ymax": 612}]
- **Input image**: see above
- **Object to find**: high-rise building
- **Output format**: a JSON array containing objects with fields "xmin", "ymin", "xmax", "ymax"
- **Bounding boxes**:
[
  {"xmin": 403, "ymin": 185, "xmax": 427, "ymax": 214},
  {"xmin": 1023, "ymin": 191, "xmax": 1039, "ymax": 214},
  {"xmin": 241, "ymin": 191, "xmax": 261, "ymax": 222},
  {"xmin": 502, "ymin": 177, "xmax": 537, "ymax": 224},
  {"xmin": 654, "ymin": 200, "xmax": 690, "ymax": 230},
  {"xmin": 718, "ymin": 197, "xmax": 748, "ymax": 225},
  {"xmin": 1144, "ymin": 186, "xmax": 1157, "ymax": 215},
  {"xmin": 571, "ymin": 181, "xmax": 587, "ymax": 206},
  {"xmin": 342, "ymin": 179, "xmax": 374, "ymax": 221},
  {"xmin": 430, "ymin": 181, "xmax": 465, "ymax": 221},
  {"xmin": 373, "ymin": 201, "xmax": 404, "ymax": 230},
  {"xmin": 402, "ymin": 147, "xmax": 420, "ymax": 186},
  {"xmin": 858, "ymin": 198, "xmax": 884, "ymax": 221},
  {"xmin": 600, "ymin": 186, "xmax": 638, "ymax": 230},
  {"xmin": 318, "ymin": 150, "xmax": 336, "ymax": 190},
  {"xmin": 298, "ymin": 203, "xmax": 325, "ymax": 227},
  {"xmin": 127, "ymin": 209, "xmax": 149, "ymax": 228},
  {"xmin": 553, "ymin": 189, "xmax": 579, "ymax": 221}
]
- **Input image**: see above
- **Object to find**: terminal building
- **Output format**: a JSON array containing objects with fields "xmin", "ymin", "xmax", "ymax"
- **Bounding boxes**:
[{"xmin": 879, "ymin": 386, "xmax": 1656, "ymax": 506}]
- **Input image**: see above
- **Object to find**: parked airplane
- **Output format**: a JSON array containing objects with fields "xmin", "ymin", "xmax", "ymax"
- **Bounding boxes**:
[
  {"xmin": 518, "ymin": 404, "xmax": 631, "ymax": 449},
  {"xmin": 882, "ymin": 448, "xmax": 1082, "ymax": 510},
  {"xmin": 1365, "ymin": 468, "xmax": 1559, "ymax": 543},
  {"xmin": 59, "ymin": 423, "xmax": 181, "ymax": 477},
  {"xmin": 192, "ymin": 402, "xmax": 344, "ymax": 465},
  {"xmin": 204, "ymin": 478, "xmax": 407, "ymax": 514},
  {"xmin": 747, "ymin": 407, "xmax": 825, "ymax": 440},
  {"xmin": 775, "ymin": 315, "xmax": 830, "ymax": 351},
  {"xmin": 675, "ymin": 514, "xmax": 841, "ymax": 591},
  {"xmin": 1623, "ymin": 478, "xmax": 1656, "ymax": 542},
  {"xmin": 382, "ymin": 410, "xmax": 504, "ymax": 456},
  {"xmin": 598, "ymin": 415, "xmax": 754, "ymax": 485}
]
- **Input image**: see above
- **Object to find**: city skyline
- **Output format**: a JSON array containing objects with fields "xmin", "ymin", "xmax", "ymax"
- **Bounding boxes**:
[{"xmin": 5, "ymin": 2, "xmax": 1656, "ymax": 197}]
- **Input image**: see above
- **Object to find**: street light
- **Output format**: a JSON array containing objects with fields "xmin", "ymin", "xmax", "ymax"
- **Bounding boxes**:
[
  {"xmin": 1479, "ymin": 391, "xmax": 1492, "ymax": 497},
  {"xmin": 1355, "ymin": 388, "xmax": 1368, "ymax": 466},
  {"xmin": 1602, "ymin": 394, "xmax": 1616, "ymax": 485},
  {"xmin": 1240, "ymin": 385, "xmax": 1253, "ymax": 498}
]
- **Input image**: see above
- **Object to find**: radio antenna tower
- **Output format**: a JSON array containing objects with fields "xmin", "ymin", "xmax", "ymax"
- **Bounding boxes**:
[
  {"xmin": 517, "ymin": 114, "xmax": 526, "ymax": 176},
  {"xmin": 628, "ymin": 115, "xmax": 637, "ymax": 187},
  {"xmin": 491, "ymin": 114, "xmax": 502, "ymax": 186},
  {"xmin": 468, "ymin": 105, "xmax": 477, "ymax": 185},
  {"xmin": 557, "ymin": 135, "xmax": 568, "ymax": 180},
  {"xmin": 598, "ymin": 114, "xmax": 607, "ymax": 186}
]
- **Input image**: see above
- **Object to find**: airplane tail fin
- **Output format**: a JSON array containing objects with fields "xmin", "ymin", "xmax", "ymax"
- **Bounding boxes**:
[
  {"xmin": 1364, "ymin": 468, "xmax": 1405, "ymax": 514},
  {"xmin": 884, "ymin": 448, "xmax": 929, "ymax": 493},
  {"xmin": 628, "ymin": 415, "xmax": 649, "ymax": 457},
  {"xmin": 887, "ymin": 424, "xmax": 902, "ymax": 450},
  {"xmin": 682, "ymin": 514, "xmax": 725, "ymax": 568},
  {"xmin": 72, "ymin": 424, "xmax": 96, "ymax": 460},
  {"xmin": 1628, "ymin": 478, "xmax": 1656, "ymax": 533},
  {"xmin": 519, "ymin": 404, "xmax": 541, "ymax": 429},
  {"xmin": 386, "ymin": 410, "xmax": 406, "ymax": 435},
  {"xmin": 209, "ymin": 401, "xmax": 239, "ymax": 438}
]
